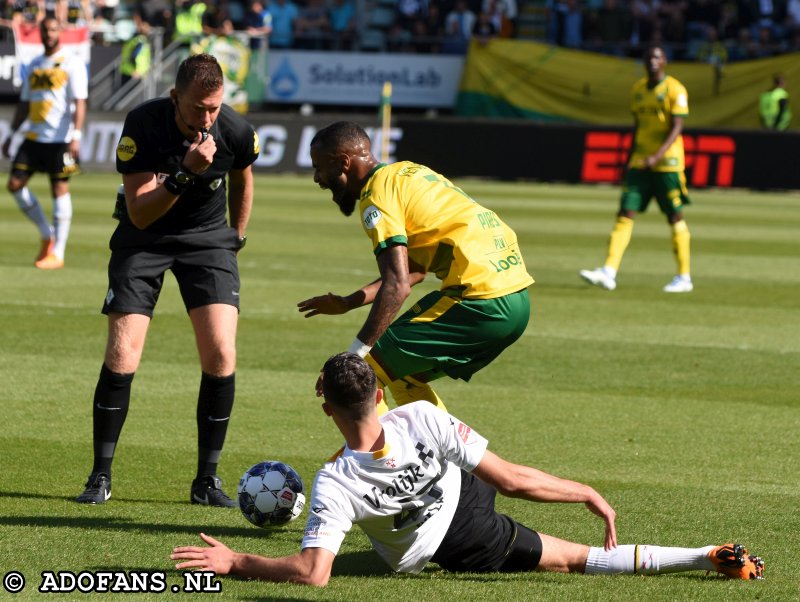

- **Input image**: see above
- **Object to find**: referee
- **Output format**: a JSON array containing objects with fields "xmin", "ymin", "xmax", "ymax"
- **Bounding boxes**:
[{"xmin": 76, "ymin": 54, "xmax": 259, "ymax": 506}]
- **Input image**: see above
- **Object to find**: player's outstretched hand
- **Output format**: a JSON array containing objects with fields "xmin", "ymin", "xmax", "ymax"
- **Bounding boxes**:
[
  {"xmin": 297, "ymin": 293, "xmax": 350, "ymax": 318},
  {"xmin": 584, "ymin": 492, "xmax": 618, "ymax": 551},
  {"xmin": 171, "ymin": 533, "xmax": 235, "ymax": 574}
]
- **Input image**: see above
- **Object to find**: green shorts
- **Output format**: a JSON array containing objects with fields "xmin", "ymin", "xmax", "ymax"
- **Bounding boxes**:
[
  {"xmin": 621, "ymin": 169, "xmax": 690, "ymax": 216},
  {"xmin": 371, "ymin": 288, "xmax": 530, "ymax": 383}
]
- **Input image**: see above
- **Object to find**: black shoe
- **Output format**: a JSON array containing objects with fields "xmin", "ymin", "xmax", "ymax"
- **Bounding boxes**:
[
  {"xmin": 76, "ymin": 472, "xmax": 111, "ymax": 504},
  {"xmin": 190, "ymin": 475, "xmax": 236, "ymax": 507}
]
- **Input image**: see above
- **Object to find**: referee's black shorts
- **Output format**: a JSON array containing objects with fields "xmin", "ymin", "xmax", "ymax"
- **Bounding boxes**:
[
  {"xmin": 102, "ymin": 227, "xmax": 241, "ymax": 317},
  {"xmin": 431, "ymin": 470, "xmax": 543, "ymax": 573}
]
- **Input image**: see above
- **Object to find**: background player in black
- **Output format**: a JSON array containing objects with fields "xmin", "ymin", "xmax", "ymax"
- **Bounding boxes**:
[{"xmin": 76, "ymin": 54, "xmax": 258, "ymax": 506}]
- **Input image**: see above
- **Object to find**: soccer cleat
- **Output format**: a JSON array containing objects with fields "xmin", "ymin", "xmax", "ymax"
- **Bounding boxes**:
[
  {"xmin": 579, "ymin": 267, "xmax": 617, "ymax": 291},
  {"xmin": 663, "ymin": 275, "xmax": 693, "ymax": 293},
  {"xmin": 190, "ymin": 475, "xmax": 237, "ymax": 507},
  {"xmin": 708, "ymin": 543, "xmax": 765, "ymax": 580},
  {"xmin": 34, "ymin": 254, "xmax": 64, "ymax": 270},
  {"xmin": 76, "ymin": 472, "xmax": 112, "ymax": 504},
  {"xmin": 36, "ymin": 238, "xmax": 54, "ymax": 262}
]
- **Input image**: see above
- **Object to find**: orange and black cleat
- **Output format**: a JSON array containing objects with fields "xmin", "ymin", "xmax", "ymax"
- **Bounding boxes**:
[{"xmin": 708, "ymin": 543, "xmax": 765, "ymax": 580}]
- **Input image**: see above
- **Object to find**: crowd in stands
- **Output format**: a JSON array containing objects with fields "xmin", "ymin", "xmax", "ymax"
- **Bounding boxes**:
[
  {"xmin": 549, "ymin": 0, "xmax": 800, "ymax": 61},
  {"xmin": 1, "ymin": 0, "xmax": 799, "ymax": 61}
]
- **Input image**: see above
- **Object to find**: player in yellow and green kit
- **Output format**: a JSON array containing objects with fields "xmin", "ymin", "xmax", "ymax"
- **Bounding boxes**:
[
  {"xmin": 299, "ymin": 121, "xmax": 534, "ymax": 413},
  {"xmin": 581, "ymin": 44, "xmax": 693, "ymax": 293}
]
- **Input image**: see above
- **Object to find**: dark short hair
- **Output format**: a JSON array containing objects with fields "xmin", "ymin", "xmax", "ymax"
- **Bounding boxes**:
[
  {"xmin": 643, "ymin": 44, "xmax": 665, "ymax": 59},
  {"xmin": 321, "ymin": 353, "xmax": 377, "ymax": 418},
  {"xmin": 175, "ymin": 54, "xmax": 224, "ymax": 92},
  {"xmin": 310, "ymin": 121, "xmax": 370, "ymax": 154}
]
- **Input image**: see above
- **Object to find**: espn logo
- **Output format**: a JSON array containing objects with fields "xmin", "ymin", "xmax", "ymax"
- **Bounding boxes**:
[{"xmin": 581, "ymin": 132, "xmax": 736, "ymax": 187}]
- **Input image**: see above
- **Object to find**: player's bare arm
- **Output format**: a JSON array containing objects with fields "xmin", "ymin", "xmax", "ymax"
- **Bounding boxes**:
[
  {"xmin": 172, "ymin": 533, "xmax": 335, "ymax": 586},
  {"xmin": 297, "ymin": 255, "xmax": 425, "ymax": 318},
  {"xmin": 1, "ymin": 101, "xmax": 29, "ymax": 158},
  {"xmin": 473, "ymin": 450, "xmax": 617, "ymax": 550},
  {"xmin": 68, "ymin": 98, "xmax": 87, "ymax": 159},
  {"xmin": 227, "ymin": 165, "xmax": 253, "ymax": 238}
]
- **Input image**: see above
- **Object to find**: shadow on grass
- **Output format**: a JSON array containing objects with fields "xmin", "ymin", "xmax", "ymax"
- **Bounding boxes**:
[{"xmin": 0, "ymin": 514, "xmax": 275, "ymax": 538}]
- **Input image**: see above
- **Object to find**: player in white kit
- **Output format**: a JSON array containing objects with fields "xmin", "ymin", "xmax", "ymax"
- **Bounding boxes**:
[{"xmin": 172, "ymin": 354, "xmax": 764, "ymax": 584}]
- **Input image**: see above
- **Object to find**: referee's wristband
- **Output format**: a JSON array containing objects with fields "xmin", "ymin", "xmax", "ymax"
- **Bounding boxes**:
[
  {"xmin": 347, "ymin": 338, "xmax": 372, "ymax": 358},
  {"xmin": 163, "ymin": 174, "xmax": 188, "ymax": 196}
]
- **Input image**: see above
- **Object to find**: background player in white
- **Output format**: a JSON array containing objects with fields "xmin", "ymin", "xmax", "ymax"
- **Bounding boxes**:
[
  {"xmin": 171, "ymin": 353, "xmax": 764, "ymax": 585},
  {"xmin": 2, "ymin": 16, "xmax": 87, "ymax": 270}
]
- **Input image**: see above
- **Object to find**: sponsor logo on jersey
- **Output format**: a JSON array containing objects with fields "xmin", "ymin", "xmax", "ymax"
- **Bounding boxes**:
[
  {"xmin": 116, "ymin": 136, "xmax": 137, "ymax": 161},
  {"xmin": 362, "ymin": 204, "xmax": 382, "ymax": 229},
  {"xmin": 253, "ymin": 131, "xmax": 260, "ymax": 155},
  {"xmin": 457, "ymin": 422, "xmax": 472, "ymax": 443}
]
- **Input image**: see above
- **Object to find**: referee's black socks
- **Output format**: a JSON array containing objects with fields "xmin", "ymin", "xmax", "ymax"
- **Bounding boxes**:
[
  {"xmin": 92, "ymin": 363, "xmax": 134, "ymax": 476},
  {"xmin": 196, "ymin": 372, "xmax": 235, "ymax": 478}
]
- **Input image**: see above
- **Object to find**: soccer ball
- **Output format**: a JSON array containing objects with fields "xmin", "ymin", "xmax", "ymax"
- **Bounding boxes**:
[{"xmin": 237, "ymin": 461, "xmax": 306, "ymax": 528}]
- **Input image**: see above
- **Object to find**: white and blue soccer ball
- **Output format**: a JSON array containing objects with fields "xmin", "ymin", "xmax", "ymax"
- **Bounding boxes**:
[{"xmin": 237, "ymin": 461, "xmax": 305, "ymax": 528}]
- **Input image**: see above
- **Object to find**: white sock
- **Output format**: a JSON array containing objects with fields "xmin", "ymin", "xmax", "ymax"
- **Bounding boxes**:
[
  {"xmin": 52, "ymin": 193, "xmax": 73, "ymax": 260},
  {"xmin": 602, "ymin": 266, "xmax": 617, "ymax": 279},
  {"xmin": 585, "ymin": 545, "xmax": 716, "ymax": 575},
  {"xmin": 13, "ymin": 187, "xmax": 52, "ymax": 240}
]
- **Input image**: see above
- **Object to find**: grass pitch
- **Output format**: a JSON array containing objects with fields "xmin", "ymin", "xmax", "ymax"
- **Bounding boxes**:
[{"xmin": 0, "ymin": 173, "xmax": 798, "ymax": 600}]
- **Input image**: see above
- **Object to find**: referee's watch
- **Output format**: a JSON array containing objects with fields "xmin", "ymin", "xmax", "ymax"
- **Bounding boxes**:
[
  {"xmin": 238, "ymin": 235, "xmax": 247, "ymax": 250},
  {"xmin": 173, "ymin": 169, "xmax": 194, "ymax": 186},
  {"xmin": 163, "ymin": 169, "xmax": 194, "ymax": 195}
]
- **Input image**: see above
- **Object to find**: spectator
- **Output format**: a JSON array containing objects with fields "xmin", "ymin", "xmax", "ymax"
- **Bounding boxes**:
[
  {"xmin": 472, "ymin": 8, "xmax": 498, "ymax": 44},
  {"xmin": 268, "ymin": 0, "xmax": 299, "ymax": 48},
  {"xmin": 294, "ymin": 0, "xmax": 329, "ymax": 49},
  {"xmin": 411, "ymin": 2, "xmax": 445, "ymax": 53},
  {"xmin": 655, "ymin": 0, "xmax": 687, "ymax": 44},
  {"xmin": 442, "ymin": 0, "xmax": 475, "ymax": 54},
  {"xmin": 551, "ymin": 0, "xmax": 583, "ymax": 48},
  {"xmin": 328, "ymin": 0, "xmax": 355, "ymax": 49},
  {"xmin": 789, "ymin": 0, "xmax": 800, "ymax": 32},
  {"xmin": 728, "ymin": 25, "xmax": 761, "ymax": 59},
  {"xmin": 685, "ymin": 0, "xmax": 721, "ymax": 42},
  {"xmin": 630, "ymin": 0, "xmax": 658, "ymax": 47},
  {"xmin": 483, "ymin": 0, "xmax": 516, "ymax": 37},
  {"xmin": 244, "ymin": 0, "xmax": 271, "ymax": 50},
  {"xmin": 739, "ymin": 0, "xmax": 787, "ymax": 40},
  {"xmin": 586, "ymin": 0, "xmax": 632, "ymax": 55}
]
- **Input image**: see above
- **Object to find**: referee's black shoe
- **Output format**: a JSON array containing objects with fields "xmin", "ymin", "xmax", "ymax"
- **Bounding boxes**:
[
  {"xmin": 76, "ymin": 472, "xmax": 111, "ymax": 504},
  {"xmin": 190, "ymin": 475, "xmax": 236, "ymax": 507}
]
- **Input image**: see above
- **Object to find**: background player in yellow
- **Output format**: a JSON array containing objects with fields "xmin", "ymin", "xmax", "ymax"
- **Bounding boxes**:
[
  {"xmin": 298, "ymin": 121, "xmax": 534, "ymax": 413},
  {"xmin": 580, "ymin": 44, "xmax": 693, "ymax": 293}
]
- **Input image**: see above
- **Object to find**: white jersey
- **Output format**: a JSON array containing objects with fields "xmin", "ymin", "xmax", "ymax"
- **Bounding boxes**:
[
  {"xmin": 20, "ymin": 48, "xmax": 88, "ymax": 143},
  {"xmin": 301, "ymin": 401, "xmax": 488, "ymax": 573}
]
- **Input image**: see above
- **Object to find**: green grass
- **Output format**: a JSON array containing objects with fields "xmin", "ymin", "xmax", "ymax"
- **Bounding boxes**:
[{"xmin": 1, "ymin": 174, "xmax": 798, "ymax": 600}]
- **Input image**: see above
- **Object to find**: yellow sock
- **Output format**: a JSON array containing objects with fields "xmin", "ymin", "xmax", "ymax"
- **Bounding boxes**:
[
  {"xmin": 387, "ymin": 377, "xmax": 447, "ymax": 412},
  {"xmin": 671, "ymin": 220, "xmax": 691, "ymax": 276},
  {"xmin": 604, "ymin": 216, "xmax": 634, "ymax": 272}
]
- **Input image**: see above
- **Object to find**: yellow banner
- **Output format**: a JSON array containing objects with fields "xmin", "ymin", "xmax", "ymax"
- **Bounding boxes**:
[{"xmin": 457, "ymin": 39, "xmax": 799, "ymax": 130}]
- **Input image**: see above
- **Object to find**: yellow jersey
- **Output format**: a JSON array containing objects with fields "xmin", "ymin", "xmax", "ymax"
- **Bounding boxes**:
[
  {"xmin": 628, "ymin": 75, "xmax": 688, "ymax": 172},
  {"xmin": 358, "ymin": 162, "xmax": 534, "ymax": 299}
]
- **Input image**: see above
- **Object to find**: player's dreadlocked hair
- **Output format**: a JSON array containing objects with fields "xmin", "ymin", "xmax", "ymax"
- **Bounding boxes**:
[
  {"xmin": 175, "ymin": 54, "xmax": 224, "ymax": 92},
  {"xmin": 310, "ymin": 121, "xmax": 370, "ymax": 154},
  {"xmin": 322, "ymin": 352, "xmax": 378, "ymax": 419}
]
